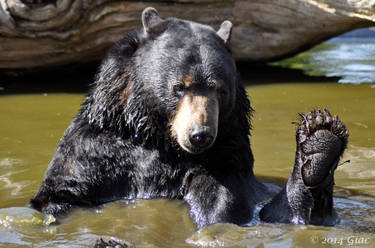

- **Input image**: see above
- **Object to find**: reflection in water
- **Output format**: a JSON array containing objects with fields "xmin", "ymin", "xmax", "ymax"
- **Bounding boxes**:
[
  {"xmin": 0, "ymin": 158, "xmax": 27, "ymax": 196},
  {"xmin": 272, "ymin": 42, "xmax": 375, "ymax": 84}
]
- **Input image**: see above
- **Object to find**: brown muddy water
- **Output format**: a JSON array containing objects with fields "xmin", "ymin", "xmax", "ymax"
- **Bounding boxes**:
[
  {"xmin": 1, "ymin": 37, "xmax": 375, "ymax": 248},
  {"xmin": 0, "ymin": 80, "xmax": 374, "ymax": 248}
]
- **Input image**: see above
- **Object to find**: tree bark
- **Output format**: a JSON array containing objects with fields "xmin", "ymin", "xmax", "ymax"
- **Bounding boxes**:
[{"xmin": 0, "ymin": 0, "xmax": 374, "ymax": 69}]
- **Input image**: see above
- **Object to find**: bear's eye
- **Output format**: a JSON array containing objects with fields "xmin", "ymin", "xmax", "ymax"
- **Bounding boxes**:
[
  {"xmin": 219, "ymin": 89, "xmax": 227, "ymax": 98},
  {"xmin": 173, "ymin": 83, "xmax": 185, "ymax": 95}
]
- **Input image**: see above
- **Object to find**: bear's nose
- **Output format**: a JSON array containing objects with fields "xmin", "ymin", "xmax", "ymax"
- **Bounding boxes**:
[{"xmin": 189, "ymin": 126, "xmax": 215, "ymax": 149}]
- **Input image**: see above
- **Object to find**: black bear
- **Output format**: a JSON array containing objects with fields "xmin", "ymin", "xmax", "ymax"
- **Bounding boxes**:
[{"xmin": 30, "ymin": 7, "xmax": 348, "ymax": 227}]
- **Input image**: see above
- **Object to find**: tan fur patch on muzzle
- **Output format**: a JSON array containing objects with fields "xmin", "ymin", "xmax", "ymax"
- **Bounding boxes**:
[{"xmin": 171, "ymin": 92, "xmax": 219, "ymax": 153}]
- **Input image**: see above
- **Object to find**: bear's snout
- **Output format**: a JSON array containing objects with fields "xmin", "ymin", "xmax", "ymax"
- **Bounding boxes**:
[
  {"xmin": 188, "ymin": 125, "xmax": 215, "ymax": 149},
  {"xmin": 171, "ymin": 92, "xmax": 219, "ymax": 154}
]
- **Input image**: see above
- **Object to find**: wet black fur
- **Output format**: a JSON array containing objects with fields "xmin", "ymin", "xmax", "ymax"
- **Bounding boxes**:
[{"xmin": 30, "ymin": 12, "xmax": 348, "ymax": 227}]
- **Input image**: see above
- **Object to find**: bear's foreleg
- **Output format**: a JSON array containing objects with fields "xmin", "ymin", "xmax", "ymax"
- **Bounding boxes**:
[{"xmin": 183, "ymin": 170, "xmax": 254, "ymax": 228}]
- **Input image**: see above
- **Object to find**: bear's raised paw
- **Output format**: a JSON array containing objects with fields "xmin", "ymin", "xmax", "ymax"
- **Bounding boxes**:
[
  {"xmin": 259, "ymin": 108, "xmax": 349, "ymax": 225},
  {"xmin": 296, "ymin": 108, "xmax": 349, "ymax": 187}
]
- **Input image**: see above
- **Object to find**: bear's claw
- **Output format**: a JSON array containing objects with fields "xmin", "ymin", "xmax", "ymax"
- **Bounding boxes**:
[{"xmin": 297, "ymin": 108, "xmax": 348, "ymax": 150}]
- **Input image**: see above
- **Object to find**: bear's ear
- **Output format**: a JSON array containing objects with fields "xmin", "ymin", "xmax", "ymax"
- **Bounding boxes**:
[
  {"xmin": 217, "ymin": 20, "xmax": 233, "ymax": 44},
  {"xmin": 142, "ymin": 7, "xmax": 164, "ymax": 35}
]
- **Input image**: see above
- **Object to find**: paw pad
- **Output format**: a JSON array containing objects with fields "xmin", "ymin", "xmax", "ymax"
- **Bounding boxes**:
[{"xmin": 295, "ymin": 108, "xmax": 349, "ymax": 187}]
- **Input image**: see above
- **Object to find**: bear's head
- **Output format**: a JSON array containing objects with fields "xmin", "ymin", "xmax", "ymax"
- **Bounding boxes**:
[{"xmin": 84, "ymin": 7, "xmax": 251, "ymax": 155}]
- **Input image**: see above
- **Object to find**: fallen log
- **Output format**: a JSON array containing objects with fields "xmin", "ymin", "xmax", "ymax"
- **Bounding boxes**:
[{"xmin": 0, "ymin": 0, "xmax": 374, "ymax": 69}]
